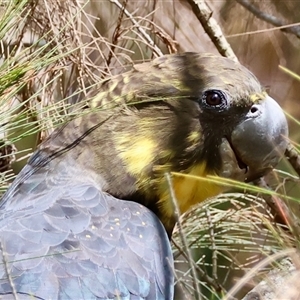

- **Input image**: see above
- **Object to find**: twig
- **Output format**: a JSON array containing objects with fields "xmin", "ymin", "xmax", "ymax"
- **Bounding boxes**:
[
  {"xmin": 0, "ymin": 239, "xmax": 18, "ymax": 300},
  {"xmin": 171, "ymin": 261, "xmax": 194, "ymax": 300},
  {"xmin": 154, "ymin": 28, "xmax": 178, "ymax": 54},
  {"xmin": 285, "ymin": 143, "xmax": 300, "ymax": 178},
  {"xmin": 165, "ymin": 173, "xmax": 202, "ymax": 300},
  {"xmin": 224, "ymin": 248, "xmax": 297, "ymax": 300},
  {"xmin": 235, "ymin": 0, "xmax": 300, "ymax": 39},
  {"xmin": 172, "ymin": 239, "xmax": 225, "ymax": 292},
  {"xmin": 103, "ymin": 0, "xmax": 127, "ymax": 77},
  {"xmin": 227, "ymin": 22, "xmax": 300, "ymax": 38},
  {"xmin": 206, "ymin": 209, "xmax": 218, "ymax": 282},
  {"xmin": 187, "ymin": 0, "xmax": 238, "ymax": 62},
  {"xmin": 256, "ymin": 177, "xmax": 300, "ymax": 240},
  {"xmin": 242, "ymin": 257, "xmax": 297, "ymax": 300},
  {"xmin": 109, "ymin": 0, "xmax": 163, "ymax": 57}
]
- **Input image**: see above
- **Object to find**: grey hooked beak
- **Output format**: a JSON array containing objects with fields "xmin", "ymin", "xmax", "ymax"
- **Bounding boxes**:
[{"xmin": 220, "ymin": 96, "xmax": 288, "ymax": 182}]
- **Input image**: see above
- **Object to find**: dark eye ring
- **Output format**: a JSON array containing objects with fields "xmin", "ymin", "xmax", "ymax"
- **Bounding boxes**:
[{"xmin": 202, "ymin": 90, "xmax": 226, "ymax": 108}]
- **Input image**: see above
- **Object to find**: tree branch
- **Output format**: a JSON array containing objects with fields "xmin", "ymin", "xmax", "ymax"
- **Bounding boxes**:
[
  {"xmin": 187, "ymin": 0, "xmax": 238, "ymax": 62},
  {"xmin": 235, "ymin": 0, "xmax": 300, "ymax": 38}
]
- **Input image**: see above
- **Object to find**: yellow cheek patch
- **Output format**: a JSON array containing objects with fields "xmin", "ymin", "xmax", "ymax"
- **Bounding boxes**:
[
  {"xmin": 249, "ymin": 91, "xmax": 268, "ymax": 103},
  {"xmin": 115, "ymin": 135, "xmax": 156, "ymax": 176}
]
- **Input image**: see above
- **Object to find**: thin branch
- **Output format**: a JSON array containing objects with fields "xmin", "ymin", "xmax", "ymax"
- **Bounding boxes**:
[
  {"xmin": 225, "ymin": 249, "xmax": 297, "ymax": 300},
  {"xmin": 256, "ymin": 177, "xmax": 300, "ymax": 240},
  {"xmin": 0, "ymin": 239, "xmax": 18, "ymax": 300},
  {"xmin": 187, "ymin": 0, "xmax": 238, "ymax": 62},
  {"xmin": 172, "ymin": 239, "xmax": 225, "ymax": 293},
  {"xmin": 235, "ymin": 0, "xmax": 300, "ymax": 38},
  {"xmin": 166, "ymin": 173, "xmax": 202, "ymax": 300},
  {"xmin": 103, "ymin": 0, "xmax": 127, "ymax": 77},
  {"xmin": 227, "ymin": 22, "xmax": 300, "ymax": 38},
  {"xmin": 109, "ymin": 0, "xmax": 163, "ymax": 57},
  {"xmin": 206, "ymin": 209, "xmax": 218, "ymax": 282},
  {"xmin": 285, "ymin": 143, "xmax": 300, "ymax": 178}
]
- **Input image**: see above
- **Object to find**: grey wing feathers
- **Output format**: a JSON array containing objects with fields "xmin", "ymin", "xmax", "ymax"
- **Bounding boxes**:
[{"xmin": 0, "ymin": 158, "xmax": 173, "ymax": 299}]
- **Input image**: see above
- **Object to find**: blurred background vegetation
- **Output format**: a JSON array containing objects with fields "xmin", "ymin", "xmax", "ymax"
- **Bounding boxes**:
[{"xmin": 1, "ymin": 0, "xmax": 300, "ymax": 299}]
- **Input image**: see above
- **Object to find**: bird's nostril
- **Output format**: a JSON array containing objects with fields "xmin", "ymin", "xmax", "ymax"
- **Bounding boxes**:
[{"xmin": 246, "ymin": 104, "xmax": 262, "ymax": 119}]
